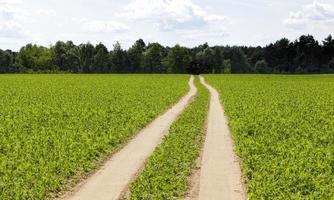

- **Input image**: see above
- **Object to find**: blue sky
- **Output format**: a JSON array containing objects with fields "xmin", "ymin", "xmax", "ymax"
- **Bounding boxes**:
[{"xmin": 0, "ymin": 0, "xmax": 333, "ymax": 50}]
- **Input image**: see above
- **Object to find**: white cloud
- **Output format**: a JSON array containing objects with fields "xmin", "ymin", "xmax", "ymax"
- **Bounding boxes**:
[
  {"xmin": 180, "ymin": 29, "xmax": 228, "ymax": 40},
  {"xmin": 71, "ymin": 17, "xmax": 87, "ymax": 23},
  {"xmin": 283, "ymin": 11, "xmax": 307, "ymax": 29},
  {"xmin": 304, "ymin": 0, "xmax": 334, "ymax": 21},
  {"xmin": 0, "ymin": 2, "xmax": 26, "ymax": 21},
  {"xmin": 0, "ymin": 21, "xmax": 27, "ymax": 38},
  {"xmin": 0, "ymin": 0, "xmax": 29, "ymax": 39},
  {"xmin": 35, "ymin": 9, "xmax": 56, "ymax": 16},
  {"xmin": 122, "ymin": 0, "xmax": 227, "ymax": 31},
  {"xmin": 83, "ymin": 20, "xmax": 129, "ymax": 33},
  {"xmin": 283, "ymin": 0, "xmax": 334, "ymax": 30},
  {"xmin": 0, "ymin": 0, "xmax": 58, "ymax": 43},
  {"xmin": 0, "ymin": 0, "xmax": 22, "ymax": 5},
  {"xmin": 0, "ymin": 0, "xmax": 332, "ymax": 51}
]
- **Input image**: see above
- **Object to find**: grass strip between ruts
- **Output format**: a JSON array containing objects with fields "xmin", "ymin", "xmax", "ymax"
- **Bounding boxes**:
[{"xmin": 129, "ymin": 76, "xmax": 209, "ymax": 199}]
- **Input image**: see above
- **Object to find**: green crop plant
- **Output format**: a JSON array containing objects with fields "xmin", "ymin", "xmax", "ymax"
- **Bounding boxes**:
[
  {"xmin": 0, "ymin": 74, "xmax": 189, "ymax": 200},
  {"xmin": 206, "ymin": 74, "xmax": 334, "ymax": 199}
]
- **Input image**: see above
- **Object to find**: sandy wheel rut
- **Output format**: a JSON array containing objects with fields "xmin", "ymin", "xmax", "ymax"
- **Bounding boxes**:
[
  {"xmin": 197, "ymin": 76, "xmax": 247, "ymax": 200},
  {"xmin": 59, "ymin": 76, "xmax": 246, "ymax": 200},
  {"xmin": 60, "ymin": 76, "xmax": 197, "ymax": 200}
]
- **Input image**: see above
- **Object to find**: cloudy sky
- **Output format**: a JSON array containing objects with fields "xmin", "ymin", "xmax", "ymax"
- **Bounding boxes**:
[{"xmin": 0, "ymin": 0, "xmax": 333, "ymax": 50}]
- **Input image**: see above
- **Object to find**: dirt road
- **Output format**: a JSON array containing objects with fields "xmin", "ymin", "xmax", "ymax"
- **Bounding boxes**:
[
  {"xmin": 61, "ymin": 76, "xmax": 197, "ymax": 200},
  {"xmin": 198, "ymin": 76, "xmax": 246, "ymax": 200}
]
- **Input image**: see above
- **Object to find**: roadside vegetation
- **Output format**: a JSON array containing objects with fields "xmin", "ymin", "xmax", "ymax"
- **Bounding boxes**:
[
  {"xmin": 206, "ymin": 74, "xmax": 334, "ymax": 199},
  {"xmin": 0, "ymin": 74, "xmax": 188, "ymax": 199},
  {"xmin": 129, "ymin": 76, "xmax": 209, "ymax": 199}
]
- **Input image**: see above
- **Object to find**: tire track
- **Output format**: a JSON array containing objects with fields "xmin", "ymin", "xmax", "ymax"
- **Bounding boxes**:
[
  {"xmin": 60, "ymin": 76, "xmax": 197, "ymax": 200},
  {"xmin": 198, "ymin": 76, "xmax": 246, "ymax": 200}
]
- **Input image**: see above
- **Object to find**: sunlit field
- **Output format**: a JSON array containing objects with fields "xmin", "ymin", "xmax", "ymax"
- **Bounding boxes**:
[
  {"xmin": 0, "ymin": 74, "xmax": 188, "ymax": 199},
  {"xmin": 206, "ymin": 75, "xmax": 334, "ymax": 199}
]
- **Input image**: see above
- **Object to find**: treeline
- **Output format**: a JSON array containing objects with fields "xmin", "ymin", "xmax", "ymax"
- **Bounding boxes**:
[{"xmin": 0, "ymin": 34, "xmax": 334, "ymax": 74}]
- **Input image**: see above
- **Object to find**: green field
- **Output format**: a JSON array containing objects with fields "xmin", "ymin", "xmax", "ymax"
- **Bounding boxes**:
[
  {"xmin": 2, "ymin": 74, "xmax": 334, "ymax": 199},
  {"xmin": 206, "ymin": 75, "xmax": 334, "ymax": 199},
  {"xmin": 0, "ymin": 74, "xmax": 188, "ymax": 199},
  {"xmin": 129, "ymin": 76, "xmax": 209, "ymax": 199}
]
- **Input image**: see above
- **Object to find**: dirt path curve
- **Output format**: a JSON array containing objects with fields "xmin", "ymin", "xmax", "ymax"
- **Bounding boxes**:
[
  {"xmin": 61, "ymin": 76, "xmax": 197, "ymax": 200},
  {"xmin": 198, "ymin": 76, "xmax": 246, "ymax": 200}
]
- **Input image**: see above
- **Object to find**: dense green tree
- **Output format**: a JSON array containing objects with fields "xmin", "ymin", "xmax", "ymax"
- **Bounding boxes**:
[
  {"xmin": 202, "ymin": 47, "xmax": 215, "ymax": 73},
  {"xmin": 323, "ymin": 35, "xmax": 334, "ymax": 65},
  {"xmin": 228, "ymin": 47, "xmax": 250, "ymax": 73},
  {"xmin": 78, "ymin": 43, "xmax": 95, "ymax": 73},
  {"xmin": 142, "ymin": 43, "xmax": 165, "ymax": 73},
  {"xmin": 329, "ymin": 58, "xmax": 334, "ymax": 71},
  {"xmin": 213, "ymin": 47, "xmax": 223, "ymax": 73},
  {"xmin": 198, "ymin": 42, "xmax": 209, "ymax": 51},
  {"xmin": 195, "ymin": 51, "xmax": 204, "ymax": 69},
  {"xmin": 111, "ymin": 42, "xmax": 127, "ymax": 73},
  {"xmin": 52, "ymin": 41, "xmax": 80, "ymax": 72},
  {"xmin": 18, "ymin": 44, "xmax": 54, "ymax": 71},
  {"xmin": 0, "ymin": 50, "xmax": 15, "ymax": 73},
  {"xmin": 264, "ymin": 38, "xmax": 296, "ymax": 73},
  {"xmin": 52, "ymin": 41, "xmax": 67, "ymax": 71},
  {"xmin": 193, "ymin": 47, "xmax": 216, "ymax": 73},
  {"xmin": 255, "ymin": 59, "xmax": 271, "ymax": 74},
  {"xmin": 248, "ymin": 47, "xmax": 264, "ymax": 71},
  {"xmin": 1, "ymin": 34, "xmax": 334, "ymax": 74},
  {"xmin": 164, "ymin": 45, "xmax": 191, "ymax": 73},
  {"xmin": 294, "ymin": 35, "xmax": 321, "ymax": 72},
  {"xmin": 128, "ymin": 39, "xmax": 146, "ymax": 73},
  {"xmin": 222, "ymin": 59, "xmax": 231, "ymax": 74},
  {"xmin": 93, "ymin": 43, "xmax": 110, "ymax": 73}
]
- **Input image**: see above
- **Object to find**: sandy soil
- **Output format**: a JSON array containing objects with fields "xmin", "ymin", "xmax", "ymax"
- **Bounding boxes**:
[
  {"xmin": 197, "ymin": 76, "xmax": 247, "ymax": 200},
  {"xmin": 60, "ymin": 76, "xmax": 197, "ymax": 200}
]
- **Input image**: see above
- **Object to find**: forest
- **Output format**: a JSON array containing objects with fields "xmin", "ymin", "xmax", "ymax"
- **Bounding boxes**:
[{"xmin": 0, "ymin": 34, "xmax": 333, "ymax": 74}]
